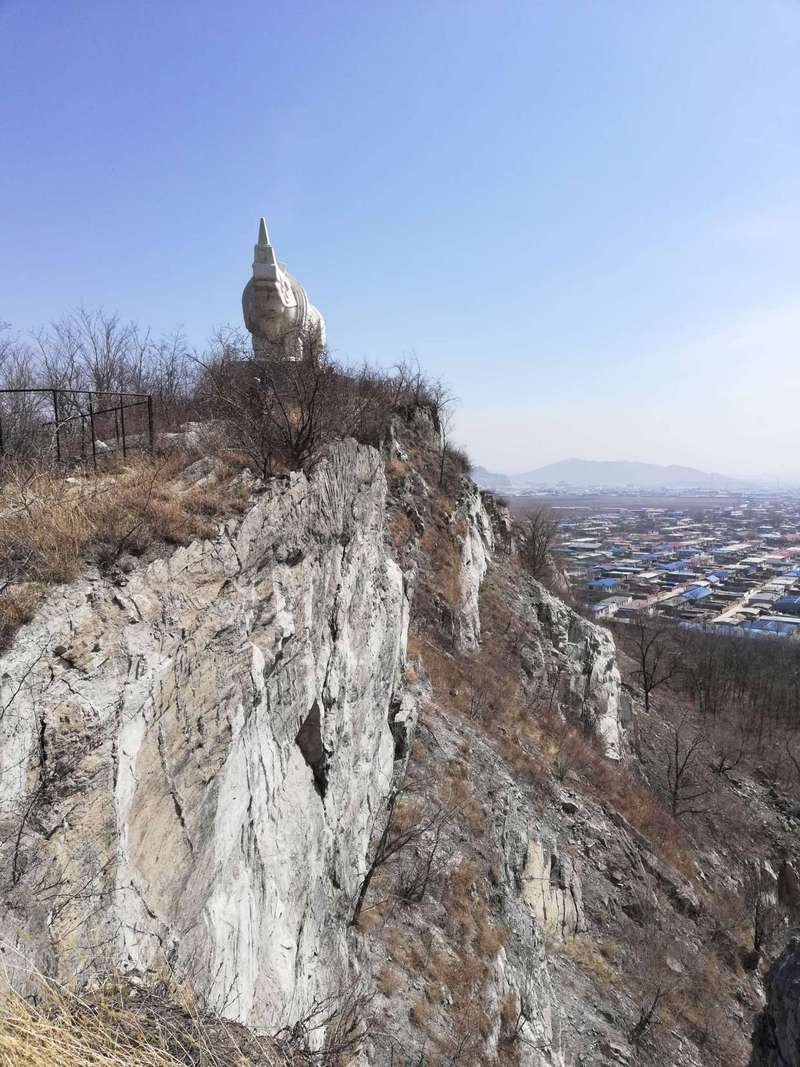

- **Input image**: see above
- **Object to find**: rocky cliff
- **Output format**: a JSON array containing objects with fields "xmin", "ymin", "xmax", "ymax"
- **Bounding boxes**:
[
  {"xmin": 0, "ymin": 421, "xmax": 634, "ymax": 1061},
  {"xmin": 0, "ymin": 440, "xmax": 411, "ymax": 1032}
]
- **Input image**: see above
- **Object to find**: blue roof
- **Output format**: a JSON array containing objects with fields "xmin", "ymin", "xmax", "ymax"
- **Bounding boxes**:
[
  {"xmin": 658, "ymin": 560, "xmax": 692, "ymax": 572},
  {"xmin": 680, "ymin": 621, "xmax": 795, "ymax": 640},
  {"xmin": 683, "ymin": 586, "xmax": 712, "ymax": 601},
  {"xmin": 742, "ymin": 619, "xmax": 799, "ymax": 636},
  {"xmin": 773, "ymin": 595, "xmax": 800, "ymax": 612},
  {"xmin": 588, "ymin": 577, "xmax": 620, "ymax": 588}
]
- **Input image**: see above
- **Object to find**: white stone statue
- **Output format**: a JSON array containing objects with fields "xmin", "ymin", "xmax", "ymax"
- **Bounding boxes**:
[{"xmin": 242, "ymin": 217, "xmax": 326, "ymax": 360}]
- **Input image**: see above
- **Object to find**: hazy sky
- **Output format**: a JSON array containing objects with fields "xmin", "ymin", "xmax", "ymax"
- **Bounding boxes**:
[{"xmin": 2, "ymin": 1, "xmax": 799, "ymax": 480}]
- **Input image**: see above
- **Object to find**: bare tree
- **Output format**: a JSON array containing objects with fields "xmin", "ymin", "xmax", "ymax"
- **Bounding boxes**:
[
  {"xmin": 351, "ymin": 789, "xmax": 450, "ymax": 923},
  {"xmin": 628, "ymin": 615, "xmax": 678, "ymax": 715},
  {"xmin": 663, "ymin": 712, "xmax": 710, "ymax": 820},
  {"xmin": 517, "ymin": 505, "xmax": 560, "ymax": 581}
]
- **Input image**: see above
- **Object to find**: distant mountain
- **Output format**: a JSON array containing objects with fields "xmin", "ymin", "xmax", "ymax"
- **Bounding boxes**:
[
  {"xmin": 517, "ymin": 458, "xmax": 752, "ymax": 488},
  {"xmin": 470, "ymin": 465, "xmax": 512, "ymax": 491},
  {"xmin": 475, "ymin": 458, "xmax": 756, "ymax": 490}
]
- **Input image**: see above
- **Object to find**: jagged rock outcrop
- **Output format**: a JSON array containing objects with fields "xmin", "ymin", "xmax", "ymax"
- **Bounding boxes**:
[
  {"xmin": 454, "ymin": 481, "xmax": 495, "ymax": 650},
  {"xmin": 513, "ymin": 577, "xmax": 625, "ymax": 759},
  {"xmin": 520, "ymin": 837, "xmax": 585, "ymax": 939},
  {"xmin": 0, "ymin": 439, "xmax": 411, "ymax": 1032},
  {"xmin": 752, "ymin": 937, "xmax": 800, "ymax": 1066}
]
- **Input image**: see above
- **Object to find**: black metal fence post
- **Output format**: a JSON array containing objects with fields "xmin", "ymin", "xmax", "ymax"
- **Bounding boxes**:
[
  {"xmin": 118, "ymin": 392, "xmax": 127, "ymax": 457},
  {"xmin": 147, "ymin": 395, "xmax": 154, "ymax": 452},
  {"xmin": 52, "ymin": 389, "xmax": 61, "ymax": 461},
  {"xmin": 88, "ymin": 392, "xmax": 97, "ymax": 471},
  {"xmin": 0, "ymin": 388, "xmax": 152, "ymax": 465}
]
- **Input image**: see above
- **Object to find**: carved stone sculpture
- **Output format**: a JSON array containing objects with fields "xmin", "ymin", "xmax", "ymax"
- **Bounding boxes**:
[{"xmin": 242, "ymin": 218, "xmax": 326, "ymax": 360}]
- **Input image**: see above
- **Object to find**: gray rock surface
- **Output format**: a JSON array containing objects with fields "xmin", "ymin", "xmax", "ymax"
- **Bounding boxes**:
[
  {"xmin": 0, "ymin": 417, "xmax": 635, "ymax": 1062},
  {"xmin": 514, "ymin": 576, "xmax": 624, "ymax": 759},
  {"xmin": 454, "ymin": 480, "xmax": 495, "ymax": 650},
  {"xmin": 0, "ymin": 440, "xmax": 410, "ymax": 1033},
  {"xmin": 752, "ymin": 936, "xmax": 800, "ymax": 1066}
]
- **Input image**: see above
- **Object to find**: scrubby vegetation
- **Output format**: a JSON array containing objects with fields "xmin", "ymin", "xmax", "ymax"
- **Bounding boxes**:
[
  {"xmin": 4, "ymin": 307, "xmax": 799, "ymax": 1064},
  {"xmin": 0, "ymin": 970, "xmax": 369, "ymax": 1066},
  {"xmin": 0, "ymin": 308, "xmax": 462, "ymax": 650},
  {"xmin": 0, "ymin": 313, "xmax": 454, "ymax": 477}
]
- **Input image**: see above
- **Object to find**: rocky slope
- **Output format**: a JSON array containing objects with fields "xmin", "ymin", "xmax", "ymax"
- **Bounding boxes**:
[
  {"xmin": 2, "ymin": 410, "xmax": 772, "ymax": 1065},
  {"xmin": 0, "ymin": 439, "xmax": 412, "ymax": 1033}
]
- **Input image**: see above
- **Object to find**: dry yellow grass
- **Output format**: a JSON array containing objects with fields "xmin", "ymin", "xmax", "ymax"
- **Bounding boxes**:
[
  {"xmin": 0, "ymin": 454, "xmax": 251, "ymax": 582},
  {"xmin": 0, "ymin": 583, "xmax": 42, "ymax": 652},
  {"xmin": 561, "ymin": 935, "xmax": 616, "ymax": 986},
  {"xmin": 0, "ymin": 976, "xmax": 292, "ymax": 1067},
  {"xmin": 375, "ymin": 966, "xmax": 403, "ymax": 997},
  {"xmin": 0, "ymin": 455, "xmax": 251, "ymax": 648}
]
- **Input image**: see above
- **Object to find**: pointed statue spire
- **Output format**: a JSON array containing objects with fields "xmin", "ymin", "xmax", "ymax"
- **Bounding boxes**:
[
  {"xmin": 253, "ymin": 215, "xmax": 278, "ymax": 279},
  {"xmin": 243, "ymin": 213, "xmax": 327, "ymax": 357}
]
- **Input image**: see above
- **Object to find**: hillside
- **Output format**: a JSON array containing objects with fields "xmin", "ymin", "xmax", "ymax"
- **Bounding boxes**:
[{"xmin": 0, "ymin": 384, "xmax": 797, "ymax": 1064}]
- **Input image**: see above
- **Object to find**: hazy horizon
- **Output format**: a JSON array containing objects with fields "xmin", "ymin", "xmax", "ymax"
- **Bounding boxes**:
[
  {"xmin": 471, "ymin": 456, "xmax": 800, "ymax": 487},
  {"xmin": 2, "ymin": 1, "xmax": 799, "ymax": 479}
]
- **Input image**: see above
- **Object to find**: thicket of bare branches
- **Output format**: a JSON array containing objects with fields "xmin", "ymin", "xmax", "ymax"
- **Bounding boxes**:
[
  {"xmin": 516, "ymin": 504, "xmax": 560, "ymax": 581},
  {"xmin": 195, "ymin": 328, "xmax": 454, "ymax": 479},
  {"xmin": 1, "ymin": 311, "xmax": 194, "ymax": 424},
  {"xmin": 0, "ymin": 313, "xmax": 459, "ymax": 477}
]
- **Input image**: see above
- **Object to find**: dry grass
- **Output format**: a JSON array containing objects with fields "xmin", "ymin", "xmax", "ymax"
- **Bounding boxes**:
[
  {"xmin": 0, "ymin": 975, "xmax": 294, "ymax": 1067},
  {"xmin": 0, "ymin": 454, "xmax": 251, "ymax": 580},
  {"xmin": 388, "ymin": 509, "xmax": 416, "ymax": 553},
  {"xmin": 411, "ymin": 577, "xmax": 696, "ymax": 877},
  {"xmin": 384, "ymin": 457, "xmax": 409, "ymax": 479},
  {"xmin": 375, "ymin": 966, "xmax": 403, "ymax": 997},
  {"xmin": 419, "ymin": 518, "xmax": 463, "ymax": 613},
  {"xmin": 408, "ymin": 997, "xmax": 432, "ymax": 1030},
  {"xmin": 0, "ymin": 583, "xmax": 42, "ymax": 652},
  {"xmin": 561, "ymin": 936, "xmax": 616, "ymax": 986},
  {"xmin": 0, "ymin": 455, "xmax": 251, "ymax": 648}
]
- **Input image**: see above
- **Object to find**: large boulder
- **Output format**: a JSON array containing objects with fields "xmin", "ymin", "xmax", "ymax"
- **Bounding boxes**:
[{"xmin": 752, "ymin": 937, "xmax": 800, "ymax": 1066}]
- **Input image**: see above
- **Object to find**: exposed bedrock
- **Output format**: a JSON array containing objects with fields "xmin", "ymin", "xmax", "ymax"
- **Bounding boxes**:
[{"xmin": 0, "ymin": 440, "xmax": 410, "ymax": 1031}]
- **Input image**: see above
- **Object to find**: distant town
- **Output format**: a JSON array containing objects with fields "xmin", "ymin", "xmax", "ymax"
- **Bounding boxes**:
[{"xmin": 543, "ymin": 495, "xmax": 800, "ymax": 636}]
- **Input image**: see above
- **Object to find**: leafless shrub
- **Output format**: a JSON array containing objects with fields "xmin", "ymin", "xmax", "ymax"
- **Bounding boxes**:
[
  {"xmin": 194, "ymin": 330, "xmax": 457, "ymax": 480},
  {"xmin": 273, "ymin": 982, "xmax": 374, "ymax": 1063},
  {"xmin": 662, "ymin": 711, "xmax": 710, "ymax": 820},
  {"xmin": 352, "ymin": 788, "xmax": 451, "ymax": 923},
  {"xmin": 517, "ymin": 505, "xmax": 559, "ymax": 581}
]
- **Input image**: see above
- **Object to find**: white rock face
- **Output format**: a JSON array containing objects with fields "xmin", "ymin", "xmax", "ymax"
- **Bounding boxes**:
[
  {"xmin": 453, "ymin": 485, "xmax": 623, "ymax": 758},
  {"xmin": 517, "ymin": 579, "xmax": 624, "ymax": 760},
  {"xmin": 521, "ymin": 838, "xmax": 585, "ymax": 939},
  {"xmin": 454, "ymin": 482, "xmax": 495, "ymax": 650},
  {"xmin": 0, "ymin": 440, "xmax": 409, "ymax": 1031}
]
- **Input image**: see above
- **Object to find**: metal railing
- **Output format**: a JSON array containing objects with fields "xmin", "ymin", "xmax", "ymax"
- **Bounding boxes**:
[{"xmin": 0, "ymin": 388, "xmax": 154, "ymax": 468}]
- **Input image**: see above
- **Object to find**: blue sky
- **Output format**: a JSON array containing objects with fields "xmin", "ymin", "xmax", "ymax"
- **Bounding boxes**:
[{"xmin": 2, "ymin": 1, "xmax": 800, "ymax": 479}]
